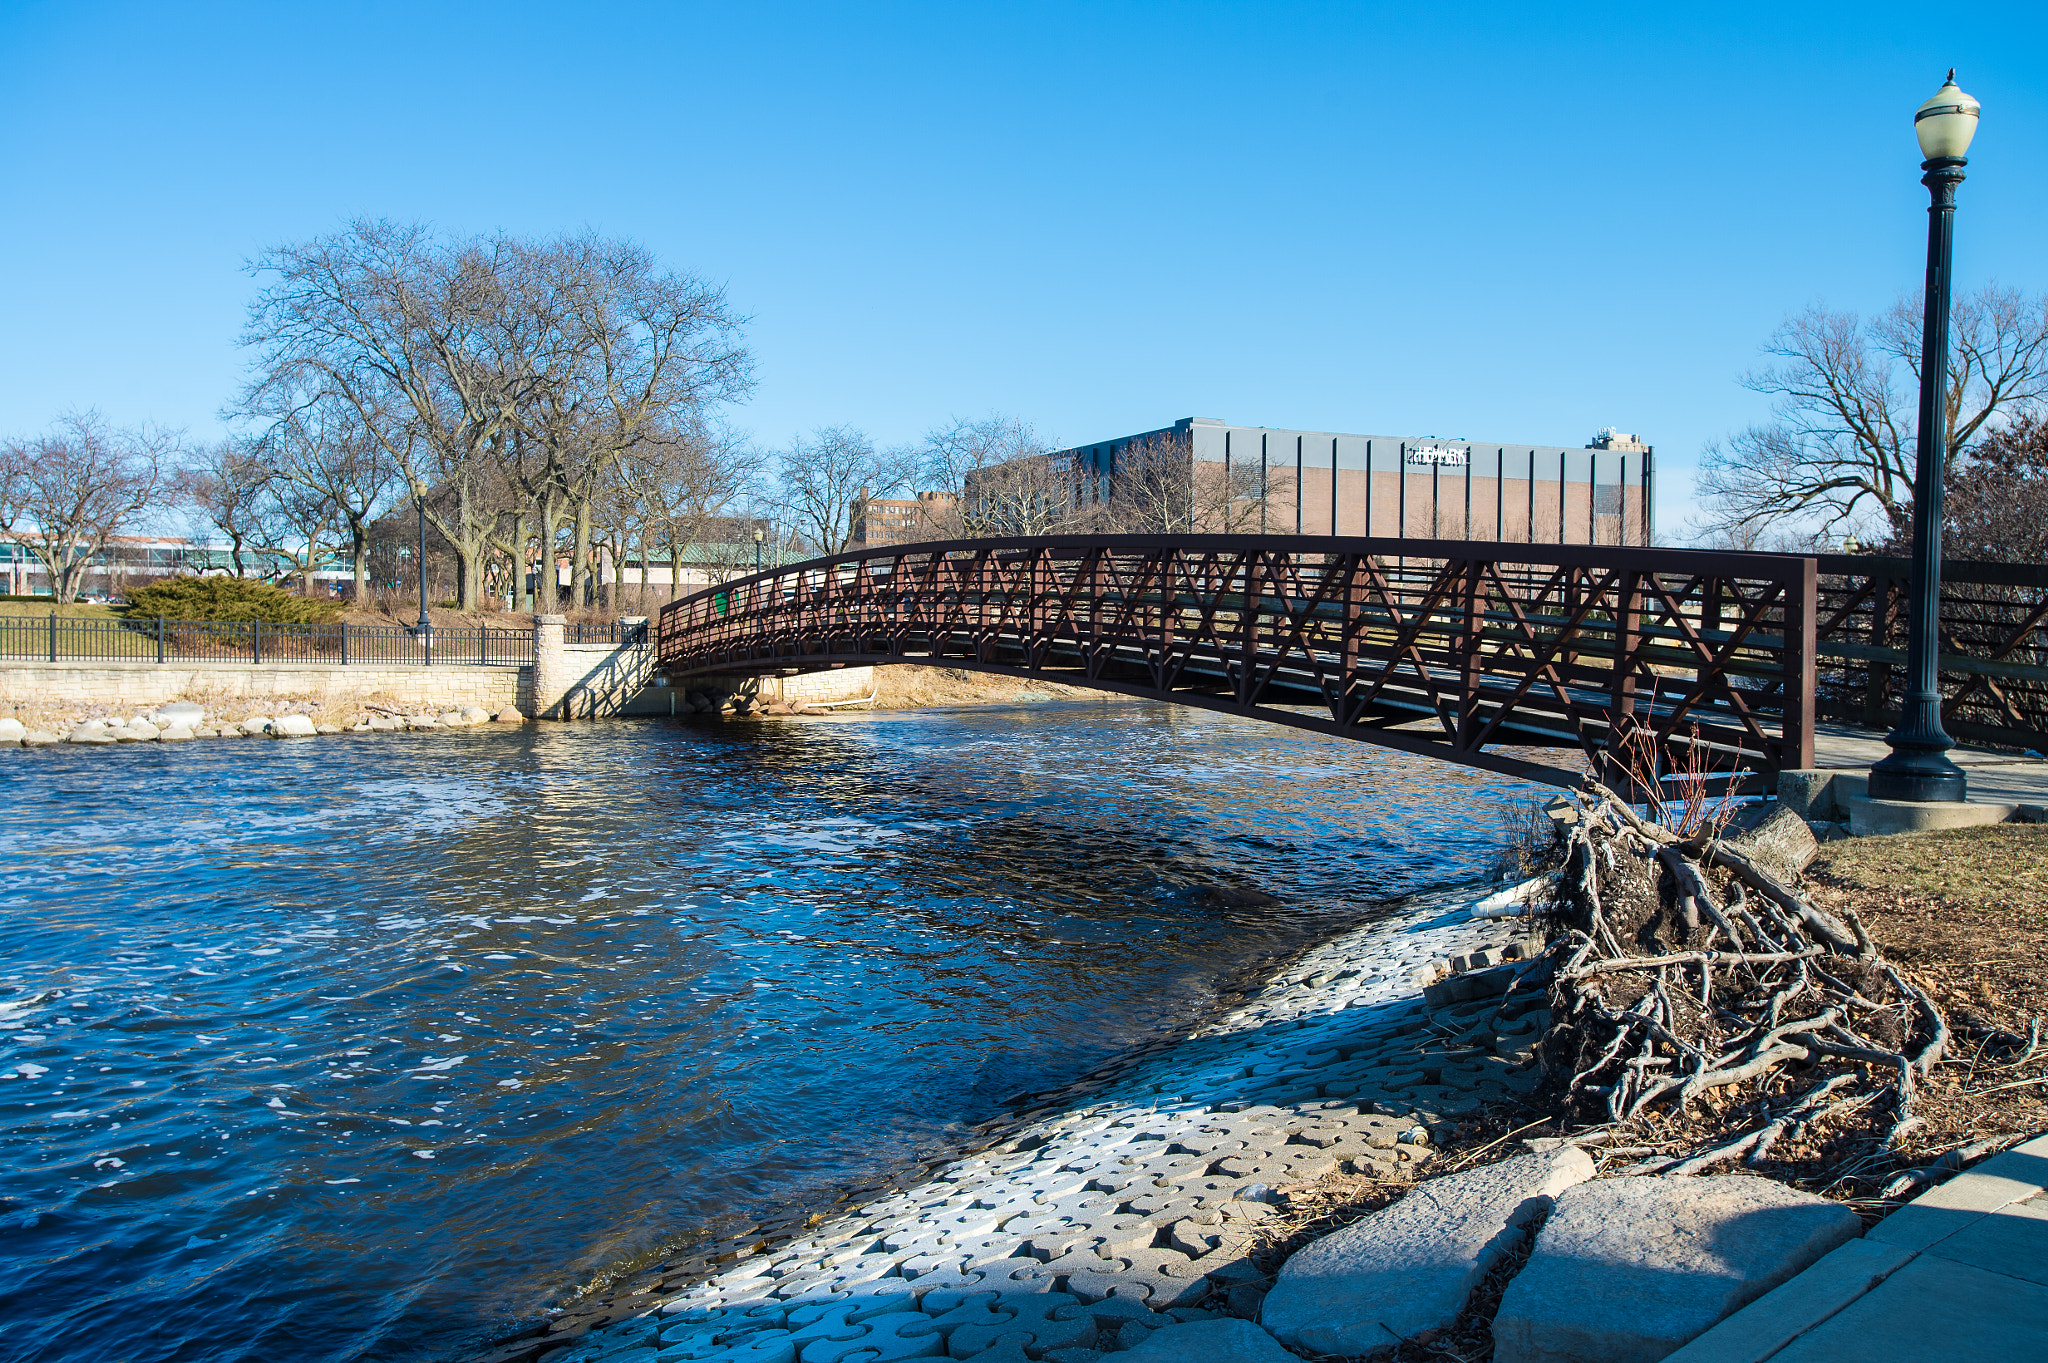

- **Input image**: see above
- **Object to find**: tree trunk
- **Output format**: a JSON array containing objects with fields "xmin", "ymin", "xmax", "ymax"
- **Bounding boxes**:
[
  {"xmin": 534, "ymin": 491, "xmax": 556, "ymax": 612},
  {"xmin": 601, "ymin": 535, "xmax": 616, "ymax": 612},
  {"xmin": 512, "ymin": 508, "xmax": 532, "ymax": 612},
  {"xmin": 351, "ymin": 521, "xmax": 369, "ymax": 602},
  {"xmin": 572, "ymin": 496, "xmax": 593, "ymax": 610},
  {"xmin": 668, "ymin": 528, "xmax": 682, "ymax": 602}
]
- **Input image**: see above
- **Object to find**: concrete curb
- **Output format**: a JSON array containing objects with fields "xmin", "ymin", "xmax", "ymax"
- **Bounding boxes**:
[{"xmin": 1666, "ymin": 1132, "xmax": 2048, "ymax": 1362}]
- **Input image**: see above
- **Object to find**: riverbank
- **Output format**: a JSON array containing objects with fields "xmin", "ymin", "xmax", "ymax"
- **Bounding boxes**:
[
  {"xmin": 0, "ymin": 665, "xmax": 1111, "ymax": 746},
  {"xmin": 474, "ymin": 877, "xmax": 1545, "ymax": 1363},
  {"xmin": 475, "ymin": 815, "xmax": 2048, "ymax": 1363}
]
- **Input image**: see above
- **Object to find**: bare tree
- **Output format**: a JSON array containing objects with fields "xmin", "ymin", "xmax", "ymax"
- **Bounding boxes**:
[
  {"xmin": 1939, "ymin": 411, "xmax": 2048, "ymax": 565},
  {"xmin": 242, "ymin": 221, "xmax": 524, "ymax": 608},
  {"xmin": 612, "ymin": 419, "xmax": 752, "ymax": 602},
  {"xmin": 917, "ymin": 415, "xmax": 1089, "ymax": 538},
  {"xmin": 253, "ymin": 472, "xmax": 346, "ymax": 594},
  {"xmin": 1092, "ymin": 432, "xmax": 1277, "ymax": 534},
  {"xmin": 775, "ymin": 426, "xmax": 909, "ymax": 555},
  {"xmin": 2, "ymin": 412, "xmax": 174, "ymax": 601},
  {"xmin": 499, "ymin": 233, "xmax": 754, "ymax": 611},
  {"xmin": 182, "ymin": 438, "xmax": 277, "ymax": 578},
  {"xmin": 1697, "ymin": 284, "xmax": 2048, "ymax": 540},
  {"xmin": 255, "ymin": 392, "xmax": 398, "ymax": 599}
]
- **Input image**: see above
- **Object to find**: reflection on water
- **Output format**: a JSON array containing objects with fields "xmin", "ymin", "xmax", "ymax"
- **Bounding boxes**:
[{"xmin": 0, "ymin": 701, "xmax": 1535, "ymax": 1363}]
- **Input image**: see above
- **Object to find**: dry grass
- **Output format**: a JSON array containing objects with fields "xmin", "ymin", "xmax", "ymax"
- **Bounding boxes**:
[
  {"xmin": 1811, "ymin": 824, "xmax": 2048, "ymax": 927},
  {"xmin": 0, "ymin": 601, "xmax": 122, "ymax": 620},
  {"xmin": 1803, "ymin": 824, "xmax": 2048, "ymax": 1164}
]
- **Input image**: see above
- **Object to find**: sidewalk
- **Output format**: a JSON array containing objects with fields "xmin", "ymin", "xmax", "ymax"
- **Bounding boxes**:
[
  {"xmin": 1667, "ymin": 1133, "xmax": 2048, "ymax": 1362},
  {"xmin": 1811, "ymin": 723, "xmax": 2048, "ymax": 806}
]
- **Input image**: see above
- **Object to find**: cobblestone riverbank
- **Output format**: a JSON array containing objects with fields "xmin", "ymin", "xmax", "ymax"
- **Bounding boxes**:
[{"xmin": 492, "ymin": 879, "xmax": 1547, "ymax": 1363}]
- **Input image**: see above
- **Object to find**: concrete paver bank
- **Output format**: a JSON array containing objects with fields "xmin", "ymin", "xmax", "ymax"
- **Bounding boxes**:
[{"xmin": 511, "ymin": 884, "xmax": 1547, "ymax": 1363}]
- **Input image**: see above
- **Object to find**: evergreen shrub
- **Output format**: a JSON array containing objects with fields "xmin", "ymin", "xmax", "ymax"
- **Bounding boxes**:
[{"xmin": 120, "ymin": 576, "xmax": 341, "ymax": 624}]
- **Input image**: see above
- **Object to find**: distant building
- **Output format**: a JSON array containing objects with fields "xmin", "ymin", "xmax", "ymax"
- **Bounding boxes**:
[
  {"xmin": 0, "ymin": 533, "xmax": 283, "ymax": 599},
  {"xmin": 1049, "ymin": 417, "xmax": 1655, "ymax": 546},
  {"xmin": 850, "ymin": 490, "xmax": 956, "ymax": 548}
]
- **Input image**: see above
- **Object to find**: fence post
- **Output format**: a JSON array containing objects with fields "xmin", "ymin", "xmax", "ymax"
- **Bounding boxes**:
[
  {"xmin": 253, "ymin": 620, "xmax": 262, "ymax": 665},
  {"xmin": 156, "ymin": 616, "xmax": 165, "ymax": 665},
  {"xmin": 1784, "ymin": 558, "xmax": 1818, "ymax": 773},
  {"xmin": 479, "ymin": 620, "xmax": 485, "ymax": 665},
  {"xmin": 341, "ymin": 621, "xmax": 350, "ymax": 666},
  {"xmin": 48, "ymin": 611, "xmax": 56, "ymax": 662}
]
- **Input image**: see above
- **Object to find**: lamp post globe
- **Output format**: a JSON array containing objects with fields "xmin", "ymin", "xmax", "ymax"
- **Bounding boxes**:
[
  {"xmin": 1914, "ymin": 71, "xmax": 1981, "ymax": 160},
  {"xmin": 1867, "ymin": 71, "xmax": 1980, "ymax": 805}
]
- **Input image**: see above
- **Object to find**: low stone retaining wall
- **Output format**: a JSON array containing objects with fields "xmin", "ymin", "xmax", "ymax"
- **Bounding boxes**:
[{"xmin": 0, "ymin": 659, "xmax": 530, "ymax": 715}]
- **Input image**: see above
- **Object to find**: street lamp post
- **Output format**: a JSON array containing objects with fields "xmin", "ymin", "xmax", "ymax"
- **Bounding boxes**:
[
  {"xmin": 754, "ymin": 526, "xmax": 764, "ymax": 574},
  {"xmin": 1868, "ymin": 71, "xmax": 1980, "ymax": 804},
  {"xmin": 415, "ymin": 497, "xmax": 434, "ymax": 645}
]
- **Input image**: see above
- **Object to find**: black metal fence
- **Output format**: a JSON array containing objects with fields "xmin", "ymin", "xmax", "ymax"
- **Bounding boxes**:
[
  {"xmin": 0, "ymin": 616, "xmax": 536, "ymax": 667},
  {"xmin": 565, "ymin": 619, "xmax": 649, "ymax": 646}
]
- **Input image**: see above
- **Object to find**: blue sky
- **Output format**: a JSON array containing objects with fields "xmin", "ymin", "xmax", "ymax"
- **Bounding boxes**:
[{"xmin": 3, "ymin": 1, "xmax": 2044, "ymax": 534}]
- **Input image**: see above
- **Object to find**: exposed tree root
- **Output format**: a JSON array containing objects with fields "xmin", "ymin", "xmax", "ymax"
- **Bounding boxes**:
[{"xmin": 1533, "ymin": 785, "xmax": 2039, "ymax": 1205}]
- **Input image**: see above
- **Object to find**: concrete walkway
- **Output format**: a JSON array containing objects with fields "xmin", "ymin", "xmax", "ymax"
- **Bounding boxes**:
[
  {"xmin": 1667, "ymin": 1133, "xmax": 2048, "ymax": 1362},
  {"xmin": 1811, "ymin": 723, "xmax": 2048, "ymax": 806}
]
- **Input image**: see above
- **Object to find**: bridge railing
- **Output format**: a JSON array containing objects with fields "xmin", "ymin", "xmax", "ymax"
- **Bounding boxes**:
[
  {"xmin": 1812, "ymin": 553, "xmax": 2048, "ymax": 752},
  {"xmin": 657, "ymin": 536, "xmax": 1819, "ymax": 790}
]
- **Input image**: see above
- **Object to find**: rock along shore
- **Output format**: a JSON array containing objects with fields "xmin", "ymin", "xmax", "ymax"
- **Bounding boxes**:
[{"xmin": 491, "ymin": 881, "xmax": 1549, "ymax": 1363}]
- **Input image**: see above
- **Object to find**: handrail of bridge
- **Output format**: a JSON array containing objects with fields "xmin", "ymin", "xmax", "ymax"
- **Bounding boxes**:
[
  {"xmin": 655, "ymin": 535, "xmax": 1821, "ymax": 791},
  {"xmin": 1811, "ymin": 552, "xmax": 2048, "ymax": 752}
]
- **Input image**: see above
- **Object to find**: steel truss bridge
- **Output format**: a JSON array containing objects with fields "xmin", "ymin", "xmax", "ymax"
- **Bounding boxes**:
[{"xmin": 654, "ymin": 535, "xmax": 1840, "ymax": 792}]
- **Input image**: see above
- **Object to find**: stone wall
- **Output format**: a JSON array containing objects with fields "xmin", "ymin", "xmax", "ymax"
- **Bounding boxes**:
[
  {"xmin": 3, "ymin": 615, "xmax": 869, "ymax": 721},
  {"xmin": 776, "ymin": 668, "xmax": 877, "ymax": 705},
  {"xmin": 0, "ymin": 660, "xmax": 529, "ymax": 713}
]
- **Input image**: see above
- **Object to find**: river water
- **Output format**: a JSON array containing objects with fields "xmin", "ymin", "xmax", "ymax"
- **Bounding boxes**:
[{"xmin": 0, "ymin": 700, "xmax": 1538, "ymax": 1363}]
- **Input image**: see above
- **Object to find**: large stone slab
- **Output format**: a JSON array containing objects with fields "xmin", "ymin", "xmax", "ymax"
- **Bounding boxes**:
[
  {"xmin": 1491, "ymin": 1175, "xmax": 1863, "ymax": 1363},
  {"xmin": 1260, "ymin": 1146, "xmax": 1594, "ymax": 1356},
  {"xmin": 1120, "ymin": 1317, "xmax": 1298, "ymax": 1362}
]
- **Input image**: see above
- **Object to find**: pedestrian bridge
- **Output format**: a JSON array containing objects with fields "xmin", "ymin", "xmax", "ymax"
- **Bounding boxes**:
[
  {"xmin": 655, "ymin": 535, "xmax": 1833, "ymax": 791},
  {"xmin": 653, "ymin": 535, "xmax": 2048, "ymax": 792}
]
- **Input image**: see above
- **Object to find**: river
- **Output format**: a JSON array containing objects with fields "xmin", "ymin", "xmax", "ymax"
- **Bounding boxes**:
[{"xmin": 0, "ymin": 700, "xmax": 1538, "ymax": 1363}]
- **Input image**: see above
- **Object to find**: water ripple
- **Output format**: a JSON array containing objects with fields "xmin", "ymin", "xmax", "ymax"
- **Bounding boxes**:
[{"xmin": 0, "ymin": 702, "xmax": 1534, "ymax": 1363}]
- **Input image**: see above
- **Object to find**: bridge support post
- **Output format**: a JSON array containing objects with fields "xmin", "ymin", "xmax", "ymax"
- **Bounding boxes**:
[{"xmin": 531, "ymin": 614, "xmax": 570, "ymax": 720}]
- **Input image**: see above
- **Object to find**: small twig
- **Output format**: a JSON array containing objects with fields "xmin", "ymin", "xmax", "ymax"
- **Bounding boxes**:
[
  {"xmin": 1445, "ymin": 1117, "xmax": 1558, "ymax": 1170},
  {"xmin": 1968, "ymin": 1073, "xmax": 2048, "ymax": 1098},
  {"xmin": 1566, "ymin": 947, "xmax": 1823, "ymax": 979},
  {"xmin": 1877, "ymin": 1134, "xmax": 2018, "ymax": 1201}
]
